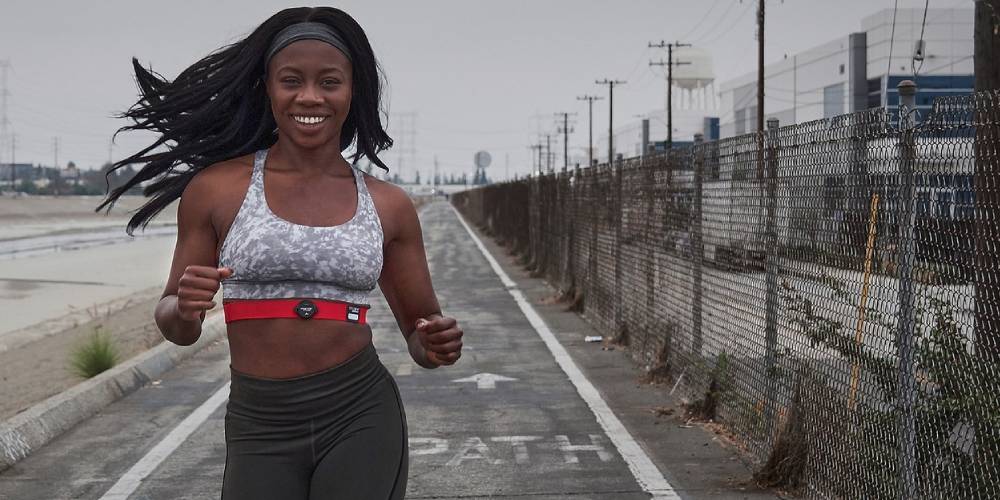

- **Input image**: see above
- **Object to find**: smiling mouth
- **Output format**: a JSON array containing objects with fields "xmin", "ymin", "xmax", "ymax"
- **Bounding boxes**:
[{"xmin": 292, "ymin": 115, "xmax": 329, "ymax": 125}]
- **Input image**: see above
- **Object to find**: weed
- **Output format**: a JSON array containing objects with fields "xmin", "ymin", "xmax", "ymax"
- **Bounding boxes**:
[{"xmin": 69, "ymin": 326, "xmax": 120, "ymax": 379}]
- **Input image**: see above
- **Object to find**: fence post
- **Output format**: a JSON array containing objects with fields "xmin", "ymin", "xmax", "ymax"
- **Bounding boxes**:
[
  {"xmin": 569, "ymin": 164, "xmax": 580, "ymax": 299},
  {"xmin": 589, "ymin": 164, "xmax": 599, "ymax": 310},
  {"xmin": 644, "ymin": 151, "xmax": 656, "ymax": 345},
  {"xmin": 692, "ymin": 134, "xmax": 705, "ymax": 356},
  {"xmin": 764, "ymin": 117, "xmax": 780, "ymax": 445},
  {"xmin": 896, "ymin": 79, "xmax": 918, "ymax": 500},
  {"xmin": 615, "ymin": 157, "xmax": 624, "ymax": 336}
]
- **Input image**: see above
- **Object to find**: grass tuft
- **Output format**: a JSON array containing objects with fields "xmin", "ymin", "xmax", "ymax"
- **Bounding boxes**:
[{"xmin": 69, "ymin": 326, "xmax": 120, "ymax": 379}]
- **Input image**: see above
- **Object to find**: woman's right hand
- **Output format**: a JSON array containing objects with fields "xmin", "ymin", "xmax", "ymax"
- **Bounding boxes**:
[{"xmin": 176, "ymin": 266, "xmax": 233, "ymax": 321}]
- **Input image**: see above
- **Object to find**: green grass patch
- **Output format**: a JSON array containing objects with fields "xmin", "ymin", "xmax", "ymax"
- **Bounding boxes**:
[{"xmin": 69, "ymin": 326, "xmax": 120, "ymax": 379}]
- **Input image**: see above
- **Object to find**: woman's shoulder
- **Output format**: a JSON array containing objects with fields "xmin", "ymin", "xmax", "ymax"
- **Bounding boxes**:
[
  {"xmin": 194, "ymin": 153, "xmax": 255, "ymax": 186},
  {"xmin": 181, "ymin": 153, "xmax": 255, "ymax": 198},
  {"xmin": 177, "ymin": 153, "xmax": 258, "ymax": 223},
  {"xmin": 359, "ymin": 171, "xmax": 421, "ymax": 238},
  {"xmin": 361, "ymin": 172, "xmax": 412, "ymax": 212}
]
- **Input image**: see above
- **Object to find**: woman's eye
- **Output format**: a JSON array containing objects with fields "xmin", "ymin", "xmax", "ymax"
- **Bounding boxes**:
[{"xmin": 323, "ymin": 79, "xmax": 340, "ymax": 86}]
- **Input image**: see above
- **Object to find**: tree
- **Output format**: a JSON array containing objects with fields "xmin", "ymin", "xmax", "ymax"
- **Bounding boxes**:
[{"xmin": 16, "ymin": 178, "xmax": 37, "ymax": 194}]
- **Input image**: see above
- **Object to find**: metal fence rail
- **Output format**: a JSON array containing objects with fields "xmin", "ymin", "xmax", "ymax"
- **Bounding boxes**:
[{"xmin": 453, "ymin": 83, "xmax": 1000, "ymax": 499}]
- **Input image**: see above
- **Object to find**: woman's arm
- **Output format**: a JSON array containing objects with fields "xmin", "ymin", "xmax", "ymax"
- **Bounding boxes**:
[
  {"xmin": 376, "ymin": 184, "xmax": 462, "ymax": 369},
  {"xmin": 154, "ymin": 168, "xmax": 230, "ymax": 346}
]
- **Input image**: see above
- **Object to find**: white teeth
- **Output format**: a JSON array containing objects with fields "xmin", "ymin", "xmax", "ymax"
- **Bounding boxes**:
[{"xmin": 293, "ymin": 115, "xmax": 327, "ymax": 125}]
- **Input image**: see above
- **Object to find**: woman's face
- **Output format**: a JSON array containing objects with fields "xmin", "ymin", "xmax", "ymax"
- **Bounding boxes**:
[{"xmin": 266, "ymin": 39, "xmax": 353, "ymax": 150}]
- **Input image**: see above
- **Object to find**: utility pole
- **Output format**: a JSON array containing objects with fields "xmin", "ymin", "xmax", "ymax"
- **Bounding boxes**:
[
  {"xmin": 577, "ymin": 95, "xmax": 603, "ymax": 167},
  {"xmin": 974, "ymin": 0, "xmax": 1000, "ymax": 368},
  {"xmin": 973, "ymin": 1, "xmax": 1000, "ymax": 481},
  {"xmin": 649, "ymin": 41, "xmax": 691, "ymax": 149},
  {"xmin": 544, "ymin": 134, "xmax": 552, "ymax": 173},
  {"xmin": 555, "ymin": 112, "xmax": 576, "ymax": 171},
  {"xmin": 595, "ymin": 79, "xmax": 626, "ymax": 164},
  {"xmin": 756, "ymin": 0, "xmax": 766, "ymax": 178},
  {"xmin": 757, "ymin": 0, "xmax": 765, "ymax": 136}
]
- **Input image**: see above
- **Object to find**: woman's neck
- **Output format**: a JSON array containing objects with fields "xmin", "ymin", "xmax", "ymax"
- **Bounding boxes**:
[{"xmin": 269, "ymin": 136, "xmax": 352, "ymax": 176}]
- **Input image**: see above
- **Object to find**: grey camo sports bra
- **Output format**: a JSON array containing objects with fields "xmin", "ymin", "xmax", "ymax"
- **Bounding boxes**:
[{"xmin": 217, "ymin": 148, "xmax": 384, "ymax": 305}]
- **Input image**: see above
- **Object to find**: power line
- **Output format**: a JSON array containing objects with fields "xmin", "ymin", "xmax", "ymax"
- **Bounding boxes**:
[
  {"xmin": 912, "ymin": 0, "xmax": 932, "ymax": 79},
  {"xmin": 885, "ymin": 0, "xmax": 901, "ymax": 103},
  {"xmin": 679, "ymin": 0, "xmax": 723, "ymax": 42},
  {"xmin": 693, "ymin": 1, "xmax": 751, "ymax": 45},
  {"xmin": 917, "ymin": 54, "xmax": 973, "ymax": 75}
]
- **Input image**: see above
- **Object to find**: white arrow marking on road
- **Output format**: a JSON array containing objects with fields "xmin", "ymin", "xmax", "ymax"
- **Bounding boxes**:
[{"xmin": 452, "ymin": 372, "xmax": 518, "ymax": 390}]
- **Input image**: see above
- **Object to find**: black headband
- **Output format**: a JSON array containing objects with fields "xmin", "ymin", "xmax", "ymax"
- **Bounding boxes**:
[{"xmin": 264, "ymin": 21, "xmax": 353, "ymax": 70}]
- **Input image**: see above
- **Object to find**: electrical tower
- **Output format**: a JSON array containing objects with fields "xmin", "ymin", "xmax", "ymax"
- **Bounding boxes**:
[
  {"xmin": 391, "ymin": 112, "xmax": 417, "ymax": 184},
  {"xmin": 0, "ymin": 60, "xmax": 10, "ymax": 168},
  {"xmin": 529, "ymin": 143, "xmax": 544, "ymax": 176}
]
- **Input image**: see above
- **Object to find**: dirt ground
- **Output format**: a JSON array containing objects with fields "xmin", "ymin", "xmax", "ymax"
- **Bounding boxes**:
[
  {"xmin": 0, "ymin": 293, "xmax": 220, "ymax": 422},
  {"xmin": 0, "ymin": 194, "xmax": 168, "ymax": 221}
]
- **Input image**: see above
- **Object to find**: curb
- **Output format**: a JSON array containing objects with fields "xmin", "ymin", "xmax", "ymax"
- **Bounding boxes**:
[{"xmin": 0, "ymin": 312, "xmax": 227, "ymax": 473}]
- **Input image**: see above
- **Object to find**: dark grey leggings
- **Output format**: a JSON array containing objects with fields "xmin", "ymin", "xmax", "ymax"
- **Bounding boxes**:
[{"xmin": 222, "ymin": 343, "xmax": 408, "ymax": 499}]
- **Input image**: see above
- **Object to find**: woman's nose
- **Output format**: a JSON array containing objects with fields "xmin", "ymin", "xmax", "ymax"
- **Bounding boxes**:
[{"xmin": 295, "ymin": 84, "xmax": 323, "ymax": 104}]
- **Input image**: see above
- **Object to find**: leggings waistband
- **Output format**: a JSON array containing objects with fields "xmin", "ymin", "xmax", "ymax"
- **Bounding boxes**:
[{"xmin": 228, "ymin": 343, "xmax": 386, "ymax": 422}]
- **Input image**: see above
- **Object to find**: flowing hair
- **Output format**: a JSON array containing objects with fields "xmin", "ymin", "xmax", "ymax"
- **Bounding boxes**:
[{"xmin": 97, "ymin": 7, "xmax": 393, "ymax": 235}]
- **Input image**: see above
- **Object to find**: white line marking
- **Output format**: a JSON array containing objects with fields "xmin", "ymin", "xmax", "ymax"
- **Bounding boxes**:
[
  {"xmin": 396, "ymin": 362, "xmax": 413, "ymax": 376},
  {"xmin": 452, "ymin": 205, "xmax": 680, "ymax": 499},
  {"xmin": 452, "ymin": 372, "xmax": 518, "ymax": 390},
  {"xmin": 99, "ymin": 382, "xmax": 230, "ymax": 500}
]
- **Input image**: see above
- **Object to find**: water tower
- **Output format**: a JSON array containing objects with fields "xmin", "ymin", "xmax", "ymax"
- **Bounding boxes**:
[{"xmin": 672, "ymin": 47, "xmax": 718, "ymax": 110}]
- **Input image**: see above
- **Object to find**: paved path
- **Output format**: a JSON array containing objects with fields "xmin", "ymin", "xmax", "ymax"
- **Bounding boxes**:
[{"xmin": 0, "ymin": 200, "xmax": 772, "ymax": 499}]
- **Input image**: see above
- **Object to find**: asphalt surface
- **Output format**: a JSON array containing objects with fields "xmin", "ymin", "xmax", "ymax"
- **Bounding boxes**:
[{"xmin": 0, "ymin": 200, "xmax": 773, "ymax": 499}]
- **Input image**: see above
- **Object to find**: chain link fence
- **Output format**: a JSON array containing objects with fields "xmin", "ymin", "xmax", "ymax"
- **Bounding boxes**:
[{"xmin": 453, "ymin": 83, "xmax": 1000, "ymax": 499}]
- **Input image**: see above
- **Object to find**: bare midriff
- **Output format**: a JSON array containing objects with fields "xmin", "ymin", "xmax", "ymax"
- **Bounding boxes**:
[{"xmin": 225, "ymin": 318, "xmax": 373, "ymax": 379}]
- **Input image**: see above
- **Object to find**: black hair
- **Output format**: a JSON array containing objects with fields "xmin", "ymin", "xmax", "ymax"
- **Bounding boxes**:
[{"xmin": 97, "ymin": 6, "xmax": 392, "ymax": 235}]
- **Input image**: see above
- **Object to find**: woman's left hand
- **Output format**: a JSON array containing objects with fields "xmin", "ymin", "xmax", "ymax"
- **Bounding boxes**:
[{"xmin": 414, "ymin": 315, "xmax": 463, "ymax": 367}]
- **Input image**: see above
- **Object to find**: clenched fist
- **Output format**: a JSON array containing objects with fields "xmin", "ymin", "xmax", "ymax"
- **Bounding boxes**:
[
  {"xmin": 176, "ymin": 265, "xmax": 233, "ymax": 321},
  {"xmin": 414, "ymin": 316, "xmax": 463, "ymax": 367}
]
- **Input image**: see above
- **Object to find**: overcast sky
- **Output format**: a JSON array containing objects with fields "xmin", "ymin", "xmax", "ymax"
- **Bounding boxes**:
[{"xmin": 0, "ymin": 0, "xmax": 967, "ymax": 180}]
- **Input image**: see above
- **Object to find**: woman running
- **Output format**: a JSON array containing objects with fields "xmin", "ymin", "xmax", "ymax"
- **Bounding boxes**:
[{"xmin": 96, "ymin": 6, "xmax": 463, "ymax": 499}]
